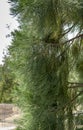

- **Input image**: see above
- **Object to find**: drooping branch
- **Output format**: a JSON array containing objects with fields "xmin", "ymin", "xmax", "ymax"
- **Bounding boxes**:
[
  {"xmin": 62, "ymin": 24, "xmax": 75, "ymax": 37},
  {"xmin": 71, "ymin": 91, "xmax": 83, "ymax": 103},
  {"xmin": 63, "ymin": 33, "xmax": 83, "ymax": 44},
  {"xmin": 63, "ymin": 91, "xmax": 83, "ymax": 110},
  {"xmin": 48, "ymin": 33, "xmax": 83, "ymax": 47},
  {"xmin": 51, "ymin": 91, "xmax": 83, "ymax": 113}
]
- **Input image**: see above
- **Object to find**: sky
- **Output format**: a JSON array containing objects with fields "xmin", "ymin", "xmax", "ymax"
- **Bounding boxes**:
[{"xmin": 0, "ymin": 0, "xmax": 19, "ymax": 64}]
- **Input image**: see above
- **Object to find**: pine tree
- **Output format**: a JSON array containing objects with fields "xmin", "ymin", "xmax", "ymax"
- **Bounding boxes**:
[{"xmin": 7, "ymin": 0, "xmax": 83, "ymax": 130}]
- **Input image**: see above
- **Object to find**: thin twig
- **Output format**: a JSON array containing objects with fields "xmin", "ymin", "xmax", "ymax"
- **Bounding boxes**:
[
  {"xmin": 62, "ymin": 24, "xmax": 75, "ymax": 37},
  {"xmin": 68, "ymin": 85, "xmax": 83, "ymax": 88},
  {"xmin": 63, "ymin": 33, "xmax": 83, "ymax": 44},
  {"xmin": 68, "ymin": 82, "xmax": 83, "ymax": 85},
  {"xmin": 71, "ymin": 91, "xmax": 83, "ymax": 103}
]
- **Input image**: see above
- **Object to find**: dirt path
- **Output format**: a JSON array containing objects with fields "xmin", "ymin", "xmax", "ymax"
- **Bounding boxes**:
[
  {"xmin": 0, "ymin": 126, "xmax": 16, "ymax": 130},
  {"xmin": 0, "ymin": 104, "xmax": 20, "ymax": 129}
]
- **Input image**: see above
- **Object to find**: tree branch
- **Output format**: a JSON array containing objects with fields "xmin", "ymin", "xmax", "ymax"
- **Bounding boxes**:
[
  {"xmin": 69, "ymin": 85, "xmax": 83, "ymax": 88},
  {"xmin": 63, "ymin": 34, "xmax": 83, "ymax": 44},
  {"xmin": 62, "ymin": 24, "xmax": 75, "ymax": 37},
  {"xmin": 68, "ymin": 82, "xmax": 83, "ymax": 85},
  {"xmin": 68, "ymin": 82, "xmax": 83, "ymax": 88},
  {"xmin": 71, "ymin": 91, "xmax": 83, "ymax": 103}
]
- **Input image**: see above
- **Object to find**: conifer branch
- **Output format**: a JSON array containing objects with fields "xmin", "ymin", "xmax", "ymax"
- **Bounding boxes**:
[
  {"xmin": 63, "ymin": 34, "xmax": 83, "ymax": 44},
  {"xmin": 69, "ymin": 85, "xmax": 83, "ymax": 88},
  {"xmin": 71, "ymin": 91, "xmax": 83, "ymax": 103},
  {"xmin": 62, "ymin": 24, "xmax": 75, "ymax": 37},
  {"xmin": 68, "ymin": 82, "xmax": 83, "ymax": 85},
  {"xmin": 68, "ymin": 82, "xmax": 83, "ymax": 88}
]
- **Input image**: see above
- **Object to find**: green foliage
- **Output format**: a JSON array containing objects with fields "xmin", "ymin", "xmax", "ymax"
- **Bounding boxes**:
[
  {"xmin": 5, "ymin": 0, "xmax": 83, "ymax": 130},
  {"xmin": 0, "ymin": 58, "xmax": 16, "ymax": 103}
]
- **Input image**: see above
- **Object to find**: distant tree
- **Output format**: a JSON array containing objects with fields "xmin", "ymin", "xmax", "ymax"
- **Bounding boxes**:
[{"xmin": 0, "ymin": 57, "xmax": 16, "ymax": 103}]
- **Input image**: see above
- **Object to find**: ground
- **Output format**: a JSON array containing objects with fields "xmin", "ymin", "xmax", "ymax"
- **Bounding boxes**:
[{"xmin": 0, "ymin": 104, "xmax": 20, "ymax": 130}]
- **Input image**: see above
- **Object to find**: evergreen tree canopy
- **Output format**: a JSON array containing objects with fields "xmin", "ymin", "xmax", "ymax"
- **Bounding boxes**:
[{"xmin": 6, "ymin": 0, "xmax": 83, "ymax": 130}]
